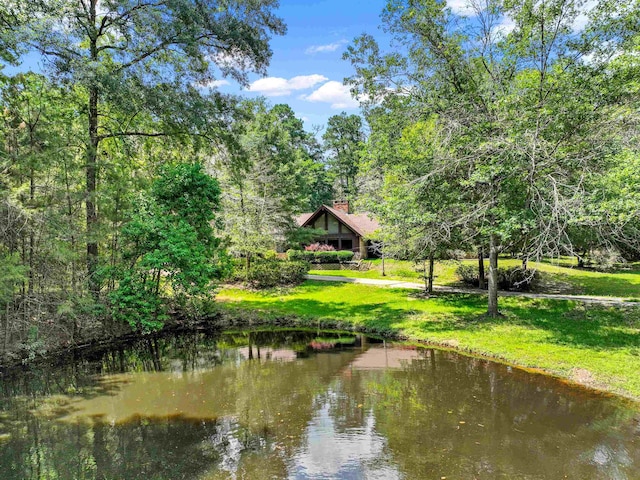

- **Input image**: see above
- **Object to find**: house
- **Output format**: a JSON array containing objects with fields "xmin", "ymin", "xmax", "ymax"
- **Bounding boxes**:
[{"xmin": 295, "ymin": 200, "xmax": 381, "ymax": 259}]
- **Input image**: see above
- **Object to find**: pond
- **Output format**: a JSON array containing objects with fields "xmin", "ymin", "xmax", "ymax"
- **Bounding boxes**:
[{"xmin": 0, "ymin": 329, "xmax": 638, "ymax": 479}]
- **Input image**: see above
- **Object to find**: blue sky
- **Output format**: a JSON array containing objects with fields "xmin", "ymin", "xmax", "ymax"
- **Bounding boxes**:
[
  {"xmin": 238, "ymin": 0, "xmax": 594, "ymax": 131},
  {"xmin": 213, "ymin": 0, "xmax": 390, "ymax": 131},
  {"xmin": 6, "ymin": 0, "xmax": 389, "ymax": 132},
  {"xmin": 5, "ymin": 0, "xmax": 595, "ymax": 133}
]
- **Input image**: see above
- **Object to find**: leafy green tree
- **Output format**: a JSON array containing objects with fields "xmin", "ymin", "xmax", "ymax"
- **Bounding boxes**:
[
  {"xmin": 110, "ymin": 163, "xmax": 226, "ymax": 331},
  {"xmin": 323, "ymin": 112, "xmax": 365, "ymax": 204},
  {"xmin": 271, "ymin": 104, "xmax": 333, "ymax": 211},
  {"xmin": 346, "ymin": 0, "xmax": 640, "ymax": 316},
  {"xmin": 3, "ymin": 0, "xmax": 285, "ymax": 294},
  {"xmin": 218, "ymin": 101, "xmax": 330, "ymax": 269}
]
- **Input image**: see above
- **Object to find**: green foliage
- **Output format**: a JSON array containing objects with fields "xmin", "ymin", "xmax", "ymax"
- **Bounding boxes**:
[
  {"xmin": 323, "ymin": 112, "xmax": 365, "ymax": 201},
  {"xmin": 219, "ymin": 101, "xmax": 332, "ymax": 258},
  {"xmin": 0, "ymin": 1, "xmax": 286, "ymax": 352},
  {"xmin": 287, "ymin": 250, "xmax": 355, "ymax": 263},
  {"xmin": 345, "ymin": 0, "xmax": 640, "ymax": 313},
  {"xmin": 262, "ymin": 250, "xmax": 278, "ymax": 260},
  {"xmin": 456, "ymin": 264, "xmax": 483, "ymax": 287},
  {"xmin": 0, "ymin": 252, "xmax": 27, "ymax": 305},
  {"xmin": 232, "ymin": 260, "xmax": 310, "ymax": 289},
  {"xmin": 108, "ymin": 271, "xmax": 168, "ymax": 332},
  {"xmin": 457, "ymin": 264, "xmax": 540, "ymax": 291},
  {"xmin": 110, "ymin": 163, "xmax": 227, "ymax": 331}
]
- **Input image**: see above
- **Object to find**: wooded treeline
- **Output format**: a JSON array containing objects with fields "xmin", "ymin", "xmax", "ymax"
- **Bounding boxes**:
[
  {"xmin": 1, "ymin": 0, "xmax": 639, "ymax": 355},
  {"xmin": 346, "ymin": 0, "xmax": 640, "ymax": 315},
  {"xmin": 0, "ymin": 0, "xmax": 367, "ymax": 356}
]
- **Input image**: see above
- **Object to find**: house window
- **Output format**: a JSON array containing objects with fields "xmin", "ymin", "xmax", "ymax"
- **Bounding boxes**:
[
  {"xmin": 327, "ymin": 239, "xmax": 340, "ymax": 250},
  {"xmin": 327, "ymin": 215, "xmax": 340, "ymax": 233},
  {"xmin": 341, "ymin": 239, "xmax": 353, "ymax": 251},
  {"xmin": 313, "ymin": 214, "xmax": 325, "ymax": 230}
]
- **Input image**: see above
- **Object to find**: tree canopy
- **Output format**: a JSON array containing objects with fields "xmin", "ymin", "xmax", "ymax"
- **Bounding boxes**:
[{"xmin": 346, "ymin": 0, "xmax": 640, "ymax": 315}]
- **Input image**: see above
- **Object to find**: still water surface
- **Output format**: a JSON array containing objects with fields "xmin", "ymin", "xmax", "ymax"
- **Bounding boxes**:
[{"xmin": 0, "ymin": 329, "xmax": 638, "ymax": 479}]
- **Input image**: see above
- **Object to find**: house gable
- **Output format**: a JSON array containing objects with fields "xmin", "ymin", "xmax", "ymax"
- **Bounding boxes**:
[
  {"xmin": 302, "ymin": 207, "xmax": 358, "ymax": 237},
  {"xmin": 295, "ymin": 204, "xmax": 381, "ymax": 257}
]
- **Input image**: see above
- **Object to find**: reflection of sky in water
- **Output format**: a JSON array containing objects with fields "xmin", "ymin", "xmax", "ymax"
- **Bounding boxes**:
[
  {"xmin": 589, "ymin": 445, "xmax": 633, "ymax": 480},
  {"xmin": 289, "ymin": 392, "xmax": 402, "ymax": 480}
]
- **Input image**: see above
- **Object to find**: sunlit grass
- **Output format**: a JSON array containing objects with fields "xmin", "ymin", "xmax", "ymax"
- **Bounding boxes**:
[
  {"xmin": 308, "ymin": 257, "xmax": 640, "ymax": 299},
  {"xmin": 218, "ymin": 281, "xmax": 640, "ymax": 400}
]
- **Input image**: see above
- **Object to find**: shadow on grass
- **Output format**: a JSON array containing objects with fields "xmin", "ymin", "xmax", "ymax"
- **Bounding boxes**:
[
  {"xmin": 569, "ymin": 274, "xmax": 640, "ymax": 298},
  {"xmin": 501, "ymin": 301, "xmax": 640, "ymax": 350}
]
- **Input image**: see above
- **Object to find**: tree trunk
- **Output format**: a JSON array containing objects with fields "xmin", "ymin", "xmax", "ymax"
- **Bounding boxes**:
[
  {"xmin": 477, "ymin": 247, "xmax": 485, "ymax": 290},
  {"xmin": 422, "ymin": 259, "xmax": 428, "ymax": 290},
  {"xmin": 86, "ymin": 85, "xmax": 99, "ymax": 296},
  {"xmin": 487, "ymin": 233, "xmax": 499, "ymax": 317},
  {"xmin": 381, "ymin": 251, "xmax": 386, "ymax": 276},
  {"xmin": 87, "ymin": 1, "xmax": 100, "ymax": 296},
  {"xmin": 427, "ymin": 254, "xmax": 435, "ymax": 294}
]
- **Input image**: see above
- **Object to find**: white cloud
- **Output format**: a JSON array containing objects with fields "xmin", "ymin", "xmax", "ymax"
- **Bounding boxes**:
[
  {"xmin": 572, "ymin": 0, "xmax": 597, "ymax": 32},
  {"xmin": 494, "ymin": 15, "xmax": 516, "ymax": 37},
  {"xmin": 248, "ymin": 74, "xmax": 328, "ymax": 97},
  {"xmin": 305, "ymin": 40, "xmax": 348, "ymax": 55},
  {"xmin": 302, "ymin": 81, "xmax": 360, "ymax": 109},
  {"xmin": 447, "ymin": 0, "xmax": 477, "ymax": 16},
  {"xmin": 199, "ymin": 79, "xmax": 230, "ymax": 88}
]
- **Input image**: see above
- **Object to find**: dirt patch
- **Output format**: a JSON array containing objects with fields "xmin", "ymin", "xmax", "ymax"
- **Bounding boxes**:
[{"xmin": 571, "ymin": 368, "xmax": 596, "ymax": 385}]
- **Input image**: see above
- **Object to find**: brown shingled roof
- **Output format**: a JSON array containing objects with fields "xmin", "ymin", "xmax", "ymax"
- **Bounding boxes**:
[
  {"xmin": 295, "ymin": 212, "xmax": 314, "ymax": 227},
  {"xmin": 296, "ymin": 205, "xmax": 381, "ymax": 238}
]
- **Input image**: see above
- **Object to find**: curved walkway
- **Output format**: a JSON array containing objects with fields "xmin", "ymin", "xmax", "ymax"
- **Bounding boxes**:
[{"xmin": 305, "ymin": 275, "xmax": 639, "ymax": 307}]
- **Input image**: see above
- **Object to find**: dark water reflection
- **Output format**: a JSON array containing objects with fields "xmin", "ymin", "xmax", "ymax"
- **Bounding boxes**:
[{"xmin": 0, "ymin": 330, "xmax": 638, "ymax": 479}]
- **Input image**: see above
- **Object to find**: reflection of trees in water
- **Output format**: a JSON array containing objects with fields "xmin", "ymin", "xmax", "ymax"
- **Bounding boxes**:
[
  {"xmin": 0, "ymin": 330, "xmax": 359, "ymax": 479},
  {"xmin": 365, "ymin": 349, "xmax": 640, "ymax": 479},
  {"xmin": 0, "ymin": 334, "xmax": 638, "ymax": 479},
  {"xmin": 0, "ymin": 329, "xmax": 338, "ymax": 402},
  {"xmin": 0, "ymin": 413, "xmax": 236, "ymax": 480}
]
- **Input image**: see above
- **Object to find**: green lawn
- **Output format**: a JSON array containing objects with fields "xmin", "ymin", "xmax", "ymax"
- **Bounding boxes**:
[
  {"xmin": 309, "ymin": 258, "xmax": 640, "ymax": 299},
  {"xmin": 217, "ymin": 281, "xmax": 640, "ymax": 400}
]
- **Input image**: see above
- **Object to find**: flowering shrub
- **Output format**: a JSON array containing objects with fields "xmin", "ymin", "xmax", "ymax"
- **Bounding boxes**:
[
  {"xmin": 304, "ymin": 243, "xmax": 336, "ymax": 252},
  {"xmin": 287, "ymin": 249, "xmax": 355, "ymax": 263}
]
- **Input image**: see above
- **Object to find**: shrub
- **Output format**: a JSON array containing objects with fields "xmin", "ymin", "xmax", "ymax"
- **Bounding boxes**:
[
  {"xmin": 456, "ymin": 264, "xmax": 540, "ymax": 291},
  {"xmin": 314, "ymin": 251, "xmax": 339, "ymax": 263},
  {"xmin": 457, "ymin": 264, "xmax": 480, "ymax": 286},
  {"xmin": 497, "ymin": 267, "xmax": 540, "ymax": 291},
  {"xmin": 590, "ymin": 249, "xmax": 624, "ymax": 271},
  {"xmin": 446, "ymin": 249, "xmax": 467, "ymax": 261},
  {"xmin": 262, "ymin": 250, "xmax": 278, "ymax": 260},
  {"xmin": 235, "ymin": 260, "xmax": 309, "ymax": 288},
  {"xmin": 336, "ymin": 250, "xmax": 355, "ymax": 262},
  {"xmin": 287, "ymin": 249, "xmax": 314, "ymax": 262},
  {"xmin": 278, "ymin": 261, "xmax": 310, "ymax": 285},
  {"xmin": 287, "ymin": 249, "xmax": 354, "ymax": 264}
]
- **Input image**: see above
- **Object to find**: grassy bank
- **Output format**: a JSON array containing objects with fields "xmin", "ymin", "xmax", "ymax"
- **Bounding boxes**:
[
  {"xmin": 309, "ymin": 258, "xmax": 640, "ymax": 298},
  {"xmin": 217, "ymin": 281, "xmax": 640, "ymax": 400}
]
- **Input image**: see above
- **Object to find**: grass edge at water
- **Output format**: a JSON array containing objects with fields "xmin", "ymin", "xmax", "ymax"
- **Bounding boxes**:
[{"xmin": 216, "ymin": 281, "xmax": 640, "ymax": 403}]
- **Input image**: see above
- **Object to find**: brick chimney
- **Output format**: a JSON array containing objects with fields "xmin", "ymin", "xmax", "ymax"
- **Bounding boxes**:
[{"xmin": 332, "ymin": 199, "xmax": 350, "ymax": 213}]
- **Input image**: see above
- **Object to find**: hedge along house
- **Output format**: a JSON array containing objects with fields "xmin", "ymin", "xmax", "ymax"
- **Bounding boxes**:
[{"xmin": 295, "ymin": 201, "xmax": 381, "ymax": 259}]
